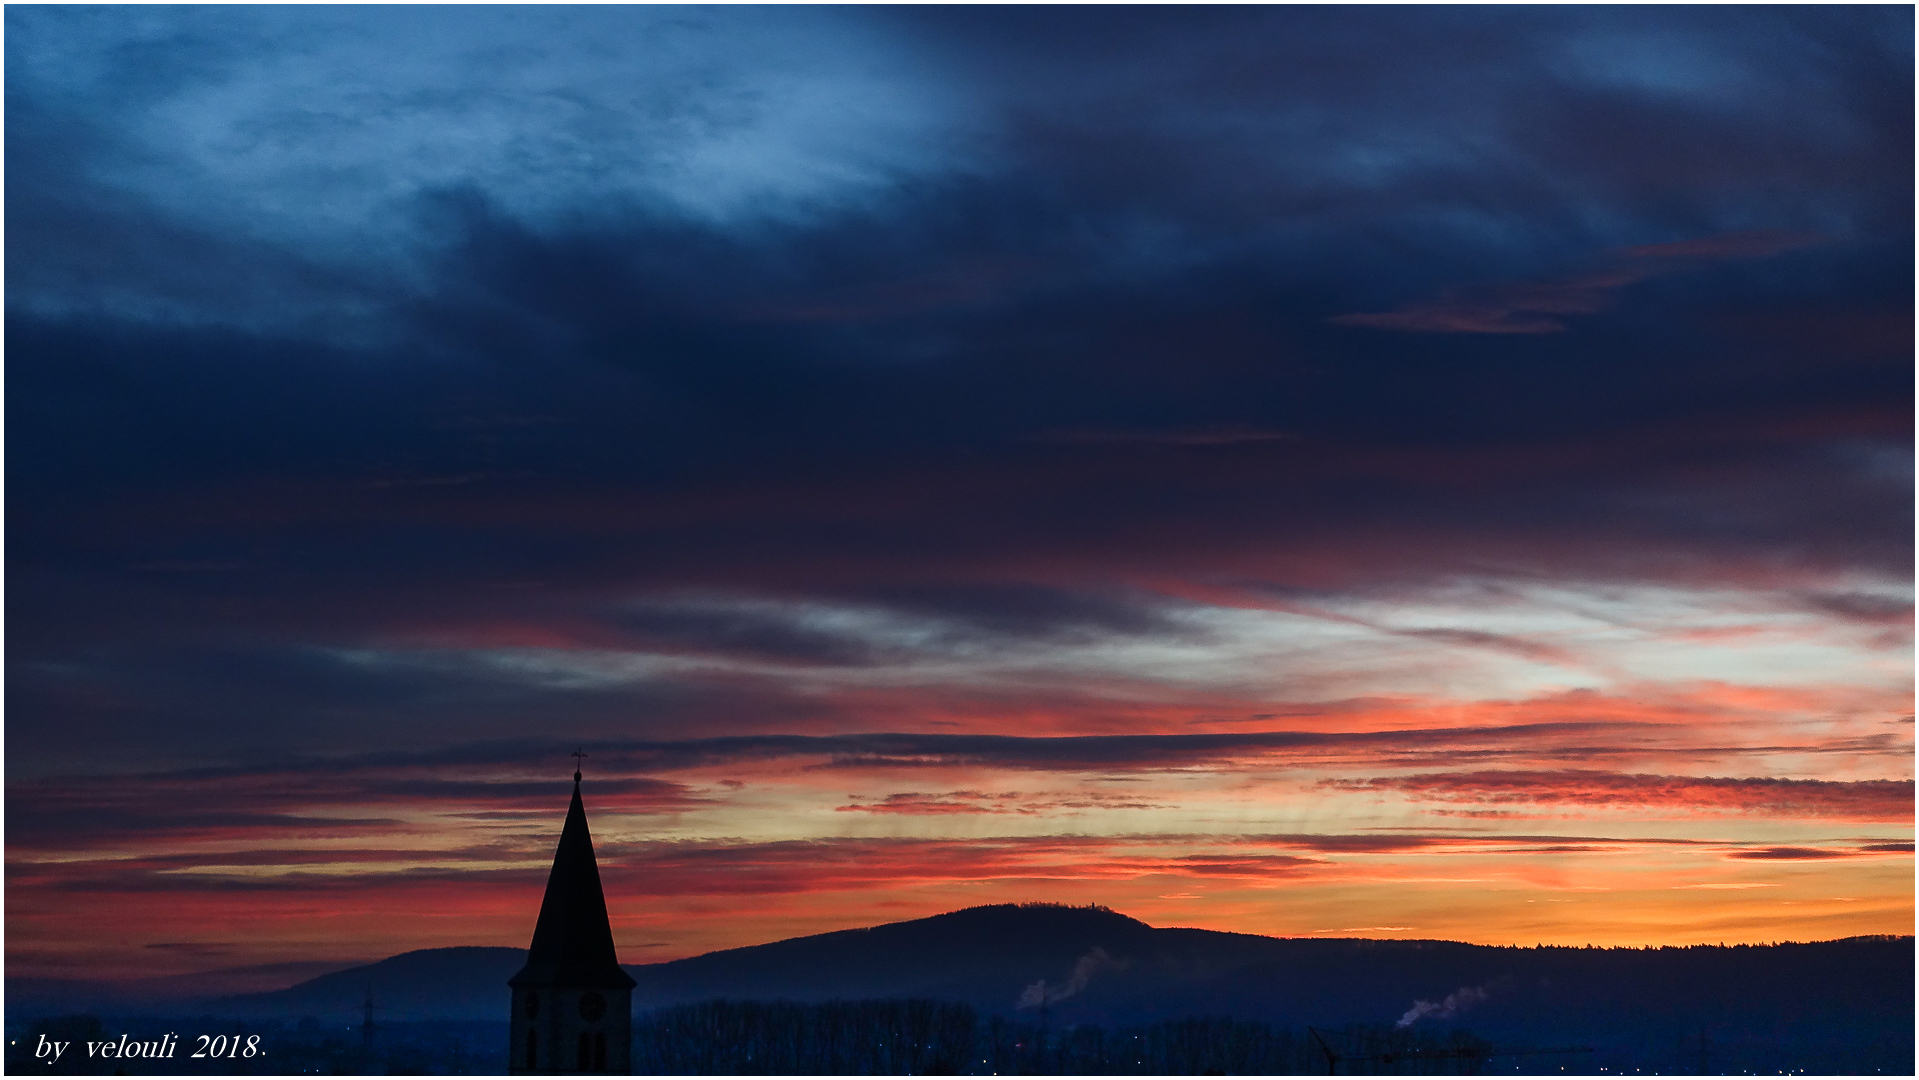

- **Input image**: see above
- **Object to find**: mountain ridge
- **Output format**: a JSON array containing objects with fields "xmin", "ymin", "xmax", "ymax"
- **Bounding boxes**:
[{"xmin": 9, "ymin": 901, "xmax": 1912, "ymax": 1073}]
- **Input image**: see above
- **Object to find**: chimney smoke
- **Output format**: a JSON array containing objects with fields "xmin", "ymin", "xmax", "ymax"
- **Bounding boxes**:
[
  {"xmin": 1394, "ymin": 985, "xmax": 1488, "ymax": 1028},
  {"xmin": 1016, "ymin": 947, "xmax": 1123, "ymax": 1010}
]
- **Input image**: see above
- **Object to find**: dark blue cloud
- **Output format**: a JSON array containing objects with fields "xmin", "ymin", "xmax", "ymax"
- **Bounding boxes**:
[{"xmin": 5, "ymin": 6, "xmax": 1910, "ymax": 776}]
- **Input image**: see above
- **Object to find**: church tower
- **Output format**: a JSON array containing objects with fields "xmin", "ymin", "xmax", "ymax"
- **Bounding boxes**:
[{"xmin": 508, "ymin": 759, "xmax": 636, "ymax": 1074}]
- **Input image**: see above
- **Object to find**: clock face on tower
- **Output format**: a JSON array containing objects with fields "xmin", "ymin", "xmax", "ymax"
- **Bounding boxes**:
[
  {"xmin": 578, "ymin": 991, "xmax": 607, "ymax": 1022},
  {"xmin": 524, "ymin": 992, "xmax": 540, "ymax": 1019}
]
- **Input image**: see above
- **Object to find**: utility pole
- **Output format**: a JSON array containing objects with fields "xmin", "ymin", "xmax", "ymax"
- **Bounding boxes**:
[
  {"xmin": 1036, "ymin": 1004, "xmax": 1050, "ymax": 1075},
  {"xmin": 1308, "ymin": 1027, "xmax": 1340, "ymax": 1075},
  {"xmin": 362, "ymin": 983, "xmax": 376, "ymax": 1058}
]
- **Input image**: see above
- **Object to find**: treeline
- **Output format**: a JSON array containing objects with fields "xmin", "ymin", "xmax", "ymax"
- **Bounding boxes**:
[{"xmin": 635, "ymin": 999, "xmax": 1493, "ymax": 1074}]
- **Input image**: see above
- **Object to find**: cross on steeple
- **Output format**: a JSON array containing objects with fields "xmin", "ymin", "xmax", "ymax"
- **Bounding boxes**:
[{"xmin": 571, "ymin": 747, "xmax": 587, "ymax": 783}]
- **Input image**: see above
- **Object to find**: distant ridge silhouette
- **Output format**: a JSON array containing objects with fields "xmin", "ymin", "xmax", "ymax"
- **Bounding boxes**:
[
  {"xmin": 627, "ymin": 902, "xmax": 1167, "ymax": 1010},
  {"xmin": 13, "ymin": 902, "xmax": 1910, "ymax": 1073},
  {"xmin": 224, "ymin": 946, "xmax": 527, "ymax": 1021}
]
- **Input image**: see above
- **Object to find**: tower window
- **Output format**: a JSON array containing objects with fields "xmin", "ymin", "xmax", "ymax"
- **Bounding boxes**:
[{"xmin": 527, "ymin": 1030, "xmax": 537, "ymax": 1070}]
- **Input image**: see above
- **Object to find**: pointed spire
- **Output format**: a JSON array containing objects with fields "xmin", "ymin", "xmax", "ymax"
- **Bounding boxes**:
[{"xmin": 509, "ymin": 766, "xmax": 635, "ymax": 989}]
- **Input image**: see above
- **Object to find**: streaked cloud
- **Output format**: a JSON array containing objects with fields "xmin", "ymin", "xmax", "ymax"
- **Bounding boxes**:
[
  {"xmin": 1324, "ymin": 771, "xmax": 1913, "ymax": 821},
  {"xmin": 1332, "ymin": 231, "xmax": 1832, "ymax": 334},
  {"xmin": 5, "ymin": 4, "xmax": 1908, "ymax": 983}
]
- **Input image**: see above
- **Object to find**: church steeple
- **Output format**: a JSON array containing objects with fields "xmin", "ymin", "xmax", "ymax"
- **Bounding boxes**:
[
  {"xmin": 509, "ymin": 758, "xmax": 635, "ymax": 1074},
  {"xmin": 511, "ymin": 770, "xmax": 634, "ymax": 989}
]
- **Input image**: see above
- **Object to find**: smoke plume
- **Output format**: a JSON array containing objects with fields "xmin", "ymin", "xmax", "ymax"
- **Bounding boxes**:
[
  {"xmin": 1016, "ymin": 947, "xmax": 1123, "ymax": 1010},
  {"xmin": 1394, "ymin": 985, "xmax": 1488, "ymax": 1028}
]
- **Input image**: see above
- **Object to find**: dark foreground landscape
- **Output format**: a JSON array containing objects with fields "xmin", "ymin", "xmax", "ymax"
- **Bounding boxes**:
[{"xmin": 7, "ymin": 905, "xmax": 1913, "ymax": 1074}]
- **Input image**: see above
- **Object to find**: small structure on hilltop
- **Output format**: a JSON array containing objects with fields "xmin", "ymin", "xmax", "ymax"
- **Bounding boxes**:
[{"xmin": 508, "ymin": 753, "xmax": 636, "ymax": 1074}]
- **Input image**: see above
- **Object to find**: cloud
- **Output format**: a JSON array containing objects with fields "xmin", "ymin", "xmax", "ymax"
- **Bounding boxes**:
[
  {"xmin": 1795, "ymin": 591, "xmax": 1914, "ymax": 627},
  {"xmin": 20, "ymin": 804, "xmax": 1762, "ymax": 901},
  {"xmin": 838, "ymin": 792, "xmax": 1010, "ymax": 815},
  {"xmin": 1325, "ymin": 771, "xmax": 1914, "ymax": 821},
  {"xmin": 1331, "ymin": 270, "xmax": 1645, "ymax": 334},
  {"xmin": 4, "ymin": 5, "xmax": 1910, "ymax": 978},
  {"xmin": 1613, "ymin": 231, "xmax": 1830, "ymax": 260},
  {"xmin": 10, "ymin": 701, "xmax": 1910, "ymax": 850},
  {"xmin": 142, "ymin": 942, "xmax": 241, "ymax": 955},
  {"xmin": 1388, "ymin": 628, "xmax": 1581, "ymax": 667},
  {"xmin": 834, "ymin": 791, "xmax": 1169, "ymax": 815},
  {"xmin": 1332, "ymin": 231, "xmax": 1832, "ymax": 335},
  {"xmin": 5, "ymin": 767, "xmax": 710, "ymax": 851},
  {"xmin": 1727, "ymin": 847, "xmax": 1856, "ymax": 860},
  {"xmin": 6, "ymin": 7, "xmax": 974, "ymax": 247},
  {"xmin": 1718, "ymin": 841, "xmax": 1913, "ymax": 861},
  {"xmin": 1031, "ymin": 426, "xmax": 1299, "ymax": 447}
]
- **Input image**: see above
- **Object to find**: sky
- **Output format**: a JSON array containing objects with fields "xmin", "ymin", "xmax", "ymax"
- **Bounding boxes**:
[{"xmin": 5, "ymin": 5, "xmax": 1913, "ymax": 989}]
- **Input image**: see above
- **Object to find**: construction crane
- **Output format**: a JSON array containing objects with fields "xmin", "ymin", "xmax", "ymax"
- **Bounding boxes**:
[{"xmin": 1308, "ymin": 1026, "xmax": 1594, "ymax": 1075}]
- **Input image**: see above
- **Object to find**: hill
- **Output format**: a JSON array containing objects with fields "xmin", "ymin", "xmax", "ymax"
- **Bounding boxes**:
[
  {"xmin": 217, "ymin": 946, "xmax": 526, "ymax": 1021},
  {"xmin": 630, "ymin": 902, "xmax": 1165, "ymax": 1011},
  {"xmin": 624, "ymin": 904, "xmax": 1913, "ymax": 1071},
  {"xmin": 12, "ymin": 904, "xmax": 1911, "ymax": 1072}
]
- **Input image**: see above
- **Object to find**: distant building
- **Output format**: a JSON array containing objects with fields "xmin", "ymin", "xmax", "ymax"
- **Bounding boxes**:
[{"xmin": 508, "ymin": 765, "xmax": 636, "ymax": 1074}]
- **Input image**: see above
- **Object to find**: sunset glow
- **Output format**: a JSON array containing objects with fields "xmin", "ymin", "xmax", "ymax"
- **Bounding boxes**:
[{"xmin": 6, "ymin": 5, "xmax": 1911, "ymax": 993}]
